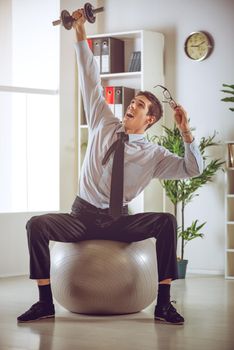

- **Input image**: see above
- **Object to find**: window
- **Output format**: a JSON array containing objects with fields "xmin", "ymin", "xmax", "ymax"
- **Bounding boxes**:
[{"xmin": 0, "ymin": 0, "xmax": 60, "ymax": 213}]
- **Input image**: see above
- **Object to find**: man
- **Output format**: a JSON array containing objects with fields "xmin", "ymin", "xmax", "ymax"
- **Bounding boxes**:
[{"xmin": 17, "ymin": 9, "xmax": 203, "ymax": 324}]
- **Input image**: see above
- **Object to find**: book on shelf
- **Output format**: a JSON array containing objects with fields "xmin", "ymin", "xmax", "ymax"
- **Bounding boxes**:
[
  {"xmin": 104, "ymin": 86, "xmax": 135, "ymax": 120},
  {"xmin": 88, "ymin": 37, "xmax": 124, "ymax": 74},
  {"xmin": 128, "ymin": 51, "xmax": 141, "ymax": 72}
]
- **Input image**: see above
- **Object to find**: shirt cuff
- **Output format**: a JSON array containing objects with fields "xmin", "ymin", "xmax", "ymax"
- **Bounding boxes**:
[{"xmin": 184, "ymin": 138, "xmax": 204, "ymax": 174}]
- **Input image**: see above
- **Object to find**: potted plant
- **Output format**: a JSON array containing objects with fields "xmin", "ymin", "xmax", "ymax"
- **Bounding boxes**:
[{"xmin": 147, "ymin": 125, "xmax": 224, "ymax": 278}]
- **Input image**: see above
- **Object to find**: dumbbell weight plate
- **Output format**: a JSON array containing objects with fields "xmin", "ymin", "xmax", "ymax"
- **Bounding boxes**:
[
  {"xmin": 61, "ymin": 10, "xmax": 73, "ymax": 30},
  {"xmin": 84, "ymin": 3, "xmax": 95, "ymax": 23}
]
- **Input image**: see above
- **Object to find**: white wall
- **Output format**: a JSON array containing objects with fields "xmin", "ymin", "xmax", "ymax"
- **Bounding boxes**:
[{"xmin": 0, "ymin": 213, "xmax": 32, "ymax": 277}]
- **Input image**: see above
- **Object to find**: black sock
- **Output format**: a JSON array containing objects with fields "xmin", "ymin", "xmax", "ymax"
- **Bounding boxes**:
[
  {"xmin": 156, "ymin": 284, "xmax": 171, "ymax": 306},
  {"xmin": 38, "ymin": 284, "xmax": 53, "ymax": 304}
]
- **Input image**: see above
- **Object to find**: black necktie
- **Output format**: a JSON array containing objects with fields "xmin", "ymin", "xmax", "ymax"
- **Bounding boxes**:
[{"xmin": 102, "ymin": 131, "xmax": 129, "ymax": 219}]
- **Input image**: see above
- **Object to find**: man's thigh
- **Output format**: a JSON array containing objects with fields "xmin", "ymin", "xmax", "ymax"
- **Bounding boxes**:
[
  {"xmin": 28, "ymin": 212, "xmax": 89, "ymax": 242},
  {"xmin": 89, "ymin": 212, "xmax": 169, "ymax": 242}
]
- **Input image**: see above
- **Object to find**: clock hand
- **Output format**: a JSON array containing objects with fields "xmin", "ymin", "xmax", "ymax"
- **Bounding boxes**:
[
  {"xmin": 191, "ymin": 41, "xmax": 206, "ymax": 48},
  {"xmin": 198, "ymin": 40, "xmax": 205, "ymax": 46}
]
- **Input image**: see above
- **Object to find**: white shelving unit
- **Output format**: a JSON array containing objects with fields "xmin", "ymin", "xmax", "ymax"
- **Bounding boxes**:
[
  {"xmin": 225, "ymin": 141, "xmax": 234, "ymax": 279},
  {"xmin": 77, "ymin": 29, "xmax": 164, "ymax": 214}
]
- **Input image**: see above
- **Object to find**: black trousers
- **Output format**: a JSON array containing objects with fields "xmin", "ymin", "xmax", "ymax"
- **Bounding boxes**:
[{"xmin": 26, "ymin": 196, "xmax": 178, "ymax": 282}]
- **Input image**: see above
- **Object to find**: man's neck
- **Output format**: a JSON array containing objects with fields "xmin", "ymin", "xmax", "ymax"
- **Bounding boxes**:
[{"xmin": 124, "ymin": 127, "xmax": 145, "ymax": 135}]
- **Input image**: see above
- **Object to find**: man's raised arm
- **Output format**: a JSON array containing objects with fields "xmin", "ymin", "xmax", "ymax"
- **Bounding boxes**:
[{"xmin": 72, "ymin": 9, "xmax": 117, "ymax": 130}]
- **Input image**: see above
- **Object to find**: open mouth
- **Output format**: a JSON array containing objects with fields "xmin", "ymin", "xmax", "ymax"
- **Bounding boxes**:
[{"xmin": 126, "ymin": 112, "xmax": 134, "ymax": 119}]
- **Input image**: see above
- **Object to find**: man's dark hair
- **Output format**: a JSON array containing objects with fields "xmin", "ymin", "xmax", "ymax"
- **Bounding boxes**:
[{"xmin": 135, "ymin": 90, "xmax": 163, "ymax": 131}]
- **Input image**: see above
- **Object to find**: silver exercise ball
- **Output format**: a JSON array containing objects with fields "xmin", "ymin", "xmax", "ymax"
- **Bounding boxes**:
[{"xmin": 51, "ymin": 239, "xmax": 157, "ymax": 315}]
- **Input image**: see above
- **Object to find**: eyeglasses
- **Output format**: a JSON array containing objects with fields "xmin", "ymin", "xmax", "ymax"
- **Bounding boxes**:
[{"xmin": 154, "ymin": 84, "xmax": 178, "ymax": 109}]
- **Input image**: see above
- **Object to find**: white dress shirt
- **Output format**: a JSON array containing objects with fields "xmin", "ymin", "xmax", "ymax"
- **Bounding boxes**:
[{"xmin": 75, "ymin": 40, "xmax": 203, "ymax": 209}]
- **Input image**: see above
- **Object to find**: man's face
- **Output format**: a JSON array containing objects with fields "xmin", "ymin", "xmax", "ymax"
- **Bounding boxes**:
[{"xmin": 123, "ymin": 95, "xmax": 156, "ymax": 134}]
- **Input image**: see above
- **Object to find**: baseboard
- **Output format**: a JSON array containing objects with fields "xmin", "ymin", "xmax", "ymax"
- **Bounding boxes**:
[
  {"xmin": 0, "ymin": 272, "xmax": 28, "ymax": 279},
  {"xmin": 187, "ymin": 268, "xmax": 224, "ymax": 276}
]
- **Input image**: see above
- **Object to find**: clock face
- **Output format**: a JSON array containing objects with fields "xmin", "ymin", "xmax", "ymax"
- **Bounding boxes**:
[{"xmin": 185, "ymin": 31, "xmax": 213, "ymax": 61}]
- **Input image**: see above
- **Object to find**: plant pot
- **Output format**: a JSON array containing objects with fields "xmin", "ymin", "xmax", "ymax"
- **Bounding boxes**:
[{"xmin": 177, "ymin": 259, "xmax": 188, "ymax": 279}]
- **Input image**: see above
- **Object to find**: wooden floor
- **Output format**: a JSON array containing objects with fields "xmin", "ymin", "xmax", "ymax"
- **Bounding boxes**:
[{"xmin": 0, "ymin": 274, "xmax": 233, "ymax": 350}]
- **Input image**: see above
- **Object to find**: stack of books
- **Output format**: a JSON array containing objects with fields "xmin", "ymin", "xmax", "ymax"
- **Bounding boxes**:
[{"xmin": 128, "ymin": 51, "xmax": 141, "ymax": 72}]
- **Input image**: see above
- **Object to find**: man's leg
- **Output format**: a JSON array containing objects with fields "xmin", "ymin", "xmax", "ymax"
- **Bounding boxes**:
[
  {"xmin": 17, "ymin": 212, "xmax": 87, "ymax": 322},
  {"xmin": 91, "ymin": 211, "xmax": 183, "ymax": 324}
]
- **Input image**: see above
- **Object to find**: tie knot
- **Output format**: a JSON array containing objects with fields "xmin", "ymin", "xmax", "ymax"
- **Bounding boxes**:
[{"xmin": 119, "ymin": 132, "xmax": 129, "ymax": 142}]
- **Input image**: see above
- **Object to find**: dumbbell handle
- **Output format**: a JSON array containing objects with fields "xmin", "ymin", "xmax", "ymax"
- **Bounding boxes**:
[
  {"xmin": 52, "ymin": 6, "xmax": 104, "ymax": 26},
  {"xmin": 92, "ymin": 6, "xmax": 104, "ymax": 14},
  {"xmin": 52, "ymin": 19, "xmax": 62, "ymax": 26}
]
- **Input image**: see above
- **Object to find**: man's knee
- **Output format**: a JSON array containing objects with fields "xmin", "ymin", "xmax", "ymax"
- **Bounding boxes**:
[
  {"xmin": 26, "ymin": 215, "xmax": 48, "ymax": 240},
  {"xmin": 156, "ymin": 213, "xmax": 177, "ymax": 238},
  {"xmin": 164, "ymin": 213, "xmax": 177, "ymax": 227}
]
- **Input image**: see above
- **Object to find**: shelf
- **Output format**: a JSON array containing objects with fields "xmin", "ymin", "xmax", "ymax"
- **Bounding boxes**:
[
  {"xmin": 226, "ymin": 171, "xmax": 234, "ymax": 193},
  {"xmin": 226, "ymin": 225, "xmax": 234, "ymax": 249},
  {"xmin": 226, "ymin": 251, "xmax": 234, "ymax": 277},
  {"xmin": 88, "ymin": 30, "xmax": 143, "ymax": 40},
  {"xmin": 100, "ymin": 72, "xmax": 142, "ymax": 79},
  {"xmin": 227, "ymin": 196, "xmax": 234, "ymax": 221},
  {"xmin": 88, "ymin": 31, "xmax": 143, "ymax": 82},
  {"xmin": 225, "ymin": 154, "xmax": 234, "ymax": 279}
]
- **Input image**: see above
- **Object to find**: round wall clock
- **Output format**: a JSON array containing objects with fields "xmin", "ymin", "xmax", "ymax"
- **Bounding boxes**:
[{"xmin": 184, "ymin": 31, "xmax": 213, "ymax": 61}]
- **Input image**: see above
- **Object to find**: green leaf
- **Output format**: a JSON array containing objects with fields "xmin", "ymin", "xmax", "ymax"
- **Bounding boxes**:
[
  {"xmin": 222, "ymin": 84, "xmax": 234, "ymax": 89},
  {"xmin": 221, "ymin": 89, "xmax": 234, "ymax": 95},
  {"xmin": 221, "ymin": 97, "xmax": 234, "ymax": 103},
  {"xmin": 178, "ymin": 220, "xmax": 206, "ymax": 243}
]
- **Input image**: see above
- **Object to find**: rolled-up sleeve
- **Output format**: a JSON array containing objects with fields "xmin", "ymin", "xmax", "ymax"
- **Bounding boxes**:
[{"xmin": 153, "ymin": 139, "xmax": 204, "ymax": 180}]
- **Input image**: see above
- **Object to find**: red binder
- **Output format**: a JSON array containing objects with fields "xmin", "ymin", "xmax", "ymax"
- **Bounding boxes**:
[
  {"xmin": 87, "ymin": 39, "xmax": 93, "ymax": 51},
  {"xmin": 104, "ymin": 86, "xmax": 115, "ymax": 114}
]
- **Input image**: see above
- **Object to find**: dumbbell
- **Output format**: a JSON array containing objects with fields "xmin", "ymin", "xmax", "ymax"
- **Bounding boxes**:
[{"xmin": 52, "ymin": 2, "xmax": 104, "ymax": 30}]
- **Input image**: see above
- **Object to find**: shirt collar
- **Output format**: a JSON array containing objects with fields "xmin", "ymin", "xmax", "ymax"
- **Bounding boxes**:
[{"xmin": 116, "ymin": 123, "xmax": 146, "ymax": 143}]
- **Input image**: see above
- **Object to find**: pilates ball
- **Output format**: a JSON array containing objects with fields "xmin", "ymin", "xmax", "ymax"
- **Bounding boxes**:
[{"xmin": 51, "ymin": 239, "xmax": 157, "ymax": 315}]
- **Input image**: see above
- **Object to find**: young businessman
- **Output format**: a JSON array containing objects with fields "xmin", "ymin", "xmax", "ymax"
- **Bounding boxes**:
[{"xmin": 17, "ymin": 9, "xmax": 203, "ymax": 324}]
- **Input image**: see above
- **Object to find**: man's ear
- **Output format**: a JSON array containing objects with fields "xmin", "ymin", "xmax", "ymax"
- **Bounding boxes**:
[{"xmin": 147, "ymin": 115, "xmax": 156, "ymax": 126}]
